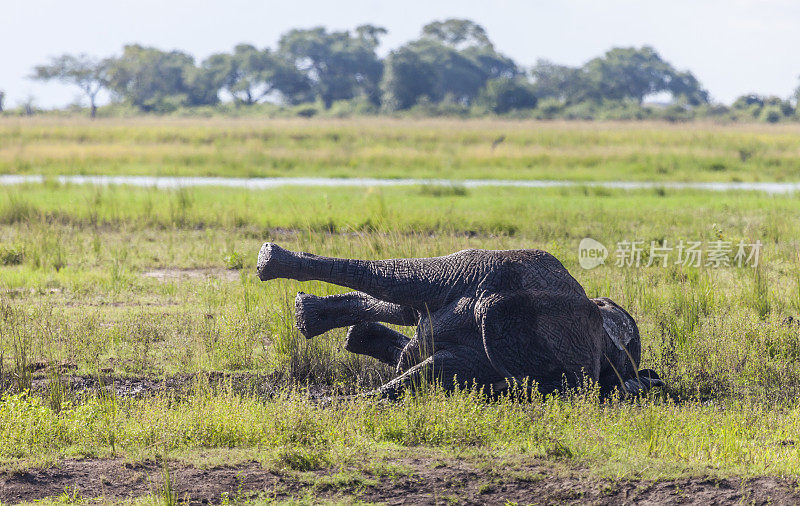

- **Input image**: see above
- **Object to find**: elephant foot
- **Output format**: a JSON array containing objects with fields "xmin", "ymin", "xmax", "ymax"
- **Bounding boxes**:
[
  {"xmin": 257, "ymin": 242, "xmax": 299, "ymax": 281},
  {"xmin": 294, "ymin": 292, "xmax": 333, "ymax": 338},
  {"xmin": 257, "ymin": 242, "xmax": 282, "ymax": 280}
]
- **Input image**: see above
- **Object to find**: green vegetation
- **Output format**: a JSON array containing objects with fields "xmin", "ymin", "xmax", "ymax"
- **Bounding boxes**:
[
  {"xmin": 19, "ymin": 17, "xmax": 800, "ymax": 122},
  {"xmin": 2, "ymin": 177, "xmax": 800, "ymax": 480},
  {"xmin": 3, "ymin": 119, "xmax": 800, "ymax": 502},
  {"xmin": 3, "ymin": 117, "xmax": 800, "ymax": 181}
]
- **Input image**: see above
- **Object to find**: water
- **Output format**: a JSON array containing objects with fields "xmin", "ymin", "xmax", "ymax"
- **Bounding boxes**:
[{"xmin": 2, "ymin": 174, "xmax": 800, "ymax": 194}]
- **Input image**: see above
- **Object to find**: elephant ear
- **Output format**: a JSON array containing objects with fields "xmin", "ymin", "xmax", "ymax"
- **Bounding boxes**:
[{"xmin": 476, "ymin": 291, "xmax": 603, "ymax": 390}]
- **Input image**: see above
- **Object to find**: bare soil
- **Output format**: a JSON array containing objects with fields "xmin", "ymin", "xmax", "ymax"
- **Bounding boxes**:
[
  {"xmin": 142, "ymin": 267, "xmax": 242, "ymax": 282},
  {"xmin": 14, "ymin": 372, "xmax": 291, "ymax": 399},
  {"xmin": 1, "ymin": 457, "xmax": 798, "ymax": 505},
  {"xmin": 0, "ymin": 371, "xmax": 334, "ymax": 402}
]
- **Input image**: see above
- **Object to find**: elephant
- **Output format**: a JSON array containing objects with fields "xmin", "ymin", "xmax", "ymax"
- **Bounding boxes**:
[{"xmin": 256, "ymin": 243, "xmax": 664, "ymax": 399}]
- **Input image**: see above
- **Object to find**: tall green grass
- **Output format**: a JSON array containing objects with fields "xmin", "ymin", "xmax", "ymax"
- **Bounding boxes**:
[
  {"xmin": 4, "ymin": 386, "xmax": 800, "ymax": 478},
  {"xmin": 3, "ymin": 182, "xmax": 800, "ymax": 479},
  {"xmin": 3, "ymin": 117, "xmax": 800, "ymax": 181},
  {"xmin": 1, "ymin": 184, "xmax": 799, "ymax": 399}
]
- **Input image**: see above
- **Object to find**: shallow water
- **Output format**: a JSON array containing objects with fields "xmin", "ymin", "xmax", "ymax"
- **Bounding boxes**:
[{"xmin": 2, "ymin": 174, "xmax": 800, "ymax": 193}]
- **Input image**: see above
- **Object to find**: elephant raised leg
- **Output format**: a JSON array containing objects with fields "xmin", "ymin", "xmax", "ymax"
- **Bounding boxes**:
[
  {"xmin": 370, "ymin": 345, "xmax": 503, "ymax": 400},
  {"xmin": 294, "ymin": 291, "xmax": 418, "ymax": 338},
  {"xmin": 344, "ymin": 322, "xmax": 410, "ymax": 365},
  {"xmin": 292, "ymin": 291, "xmax": 417, "ymax": 368},
  {"xmin": 257, "ymin": 243, "xmax": 478, "ymax": 309}
]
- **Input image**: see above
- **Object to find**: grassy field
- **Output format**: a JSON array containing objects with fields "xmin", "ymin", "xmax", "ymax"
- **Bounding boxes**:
[
  {"xmin": 3, "ymin": 118, "xmax": 800, "ymax": 503},
  {"xmin": 3, "ymin": 117, "xmax": 800, "ymax": 182}
]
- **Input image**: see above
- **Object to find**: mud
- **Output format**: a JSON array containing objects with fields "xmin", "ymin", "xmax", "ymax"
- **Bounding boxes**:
[{"xmin": 1, "ymin": 456, "xmax": 798, "ymax": 505}]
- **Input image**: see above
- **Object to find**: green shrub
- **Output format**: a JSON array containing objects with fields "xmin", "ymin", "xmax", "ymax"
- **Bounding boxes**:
[
  {"xmin": 223, "ymin": 251, "xmax": 244, "ymax": 270},
  {"xmin": 0, "ymin": 245, "xmax": 24, "ymax": 265},
  {"xmin": 760, "ymin": 105, "xmax": 783, "ymax": 124}
]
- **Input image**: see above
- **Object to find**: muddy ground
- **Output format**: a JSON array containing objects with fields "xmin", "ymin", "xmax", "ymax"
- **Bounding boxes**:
[
  {"xmin": 3, "ymin": 370, "xmax": 335, "ymax": 401},
  {"xmin": 3, "ymin": 374, "xmax": 799, "ymax": 504},
  {"xmin": 2, "ymin": 456, "xmax": 799, "ymax": 505}
]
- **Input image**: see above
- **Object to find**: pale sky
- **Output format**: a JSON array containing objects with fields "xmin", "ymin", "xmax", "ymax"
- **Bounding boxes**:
[{"xmin": 3, "ymin": 0, "xmax": 800, "ymax": 108}]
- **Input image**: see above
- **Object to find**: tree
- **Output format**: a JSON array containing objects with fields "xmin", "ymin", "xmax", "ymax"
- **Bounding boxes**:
[
  {"xmin": 413, "ymin": 39, "xmax": 485, "ymax": 105},
  {"xmin": 203, "ymin": 44, "xmax": 310, "ymax": 105},
  {"xmin": 422, "ymin": 19, "xmax": 520, "ymax": 99},
  {"xmin": 764, "ymin": 96, "xmax": 794, "ymax": 117},
  {"xmin": 380, "ymin": 46, "xmax": 438, "ymax": 110},
  {"xmin": 582, "ymin": 46, "xmax": 673, "ymax": 103},
  {"xmin": 731, "ymin": 94, "xmax": 764, "ymax": 109},
  {"xmin": 794, "ymin": 78, "xmax": 800, "ymax": 108},
  {"xmin": 731, "ymin": 94, "xmax": 764, "ymax": 119},
  {"xmin": 278, "ymin": 26, "xmax": 384, "ymax": 108},
  {"xmin": 729, "ymin": 94, "xmax": 795, "ymax": 123},
  {"xmin": 31, "ymin": 54, "xmax": 108, "ymax": 117},
  {"xmin": 668, "ymin": 71, "xmax": 709, "ymax": 106},
  {"xmin": 106, "ymin": 45, "xmax": 218, "ymax": 112},
  {"xmin": 381, "ymin": 40, "xmax": 485, "ymax": 109},
  {"xmin": 463, "ymin": 46, "xmax": 519, "ymax": 81},
  {"xmin": 0, "ymin": 90, "xmax": 4, "ymax": 113},
  {"xmin": 529, "ymin": 59, "xmax": 590, "ymax": 103},
  {"xmin": 421, "ymin": 18, "xmax": 492, "ymax": 50},
  {"xmin": 355, "ymin": 24, "xmax": 388, "ymax": 47},
  {"xmin": 382, "ymin": 19, "xmax": 518, "ymax": 110},
  {"xmin": 21, "ymin": 96, "xmax": 36, "ymax": 116},
  {"xmin": 477, "ymin": 77, "xmax": 537, "ymax": 113},
  {"xmin": 581, "ymin": 46, "xmax": 708, "ymax": 106}
]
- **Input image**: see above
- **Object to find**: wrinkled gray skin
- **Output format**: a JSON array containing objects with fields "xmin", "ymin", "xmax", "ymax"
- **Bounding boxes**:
[{"xmin": 257, "ymin": 243, "xmax": 664, "ymax": 399}]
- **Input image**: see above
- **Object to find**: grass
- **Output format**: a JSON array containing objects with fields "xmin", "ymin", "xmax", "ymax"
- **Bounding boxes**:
[
  {"xmin": 2, "ymin": 117, "xmax": 800, "ymax": 182},
  {"xmin": 4, "ymin": 386, "xmax": 800, "ymax": 481},
  {"xmin": 3, "ymin": 118, "xmax": 800, "ymax": 500},
  {"xmin": 1, "ymin": 184, "xmax": 798, "ymax": 396}
]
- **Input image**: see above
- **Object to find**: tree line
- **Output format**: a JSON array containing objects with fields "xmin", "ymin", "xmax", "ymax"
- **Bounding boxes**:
[{"xmin": 7, "ymin": 18, "xmax": 800, "ymax": 122}]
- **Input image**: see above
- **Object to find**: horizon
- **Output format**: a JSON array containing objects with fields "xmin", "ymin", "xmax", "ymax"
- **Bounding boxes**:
[{"xmin": 3, "ymin": 0, "xmax": 800, "ymax": 109}]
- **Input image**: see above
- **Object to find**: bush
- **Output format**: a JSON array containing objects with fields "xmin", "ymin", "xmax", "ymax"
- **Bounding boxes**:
[
  {"xmin": 0, "ymin": 245, "xmax": 24, "ymax": 266},
  {"xmin": 328, "ymin": 98, "xmax": 380, "ymax": 117},
  {"xmin": 561, "ymin": 101, "xmax": 598, "ymax": 120},
  {"xmin": 534, "ymin": 98, "xmax": 564, "ymax": 119},
  {"xmin": 407, "ymin": 96, "xmax": 471, "ymax": 117},
  {"xmin": 477, "ymin": 77, "xmax": 537, "ymax": 114},
  {"xmin": 223, "ymin": 251, "xmax": 244, "ymax": 270},
  {"xmin": 760, "ymin": 105, "xmax": 784, "ymax": 123},
  {"xmin": 295, "ymin": 105, "xmax": 318, "ymax": 118},
  {"xmin": 593, "ymin": 100, "xmax": 652, "ymax": 120},
  {"xmin": 657, "ymin": 104, "xmax": 694, "ymax": 123}
]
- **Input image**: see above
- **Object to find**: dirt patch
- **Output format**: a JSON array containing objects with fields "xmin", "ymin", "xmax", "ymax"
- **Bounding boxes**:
[
  {"xmin": 142, "ymin": 267, "xmax": 242, "ymax": 282},
  {"xmin": 0, "ymin": 459, "xmax": 279, "ymax": 505},
  {"xmin": 20, "ymin": 372, "xmax": 275, "ymax": 399},
  {"xmin": 2, "ymin": 457, "xmax": 798, "ymax": 505},
  {"xmin": 2, "ymin": 371, "xmax": 333, "ymax": 401}
]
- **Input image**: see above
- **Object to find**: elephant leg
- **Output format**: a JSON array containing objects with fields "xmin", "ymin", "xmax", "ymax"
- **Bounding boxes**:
[
  {"xmin": 294, "ymin": 291, "xmax": 418, "ymax": 338},
  {"xmin": 344, "ymin": 322, "xmax": 410, "ymax": 365},
  {"xmin": 395, "ymin": 317, "xmax": 437, "ymax": 373},
  {"xmin": 371, "ymin": 346, "xmax": 501, "ymax": 400},
  {"xmin": 396, "ymin": 338, "xmax": 429, "ymax": 374},
  {"xmin": 257, "ymin": 243, "xmax": 482, "ymax": 309}
]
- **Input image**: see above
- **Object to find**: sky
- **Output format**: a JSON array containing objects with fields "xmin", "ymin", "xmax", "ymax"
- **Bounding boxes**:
[{"xmin": 3, "ymin": 0, "xmax": 800, "ymax": 108}]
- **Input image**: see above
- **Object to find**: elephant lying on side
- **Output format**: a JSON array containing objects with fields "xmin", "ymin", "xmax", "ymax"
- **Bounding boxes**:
[{"xmin": 257, "ymin": 243, "xmax": 664, "ymax": 399}]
